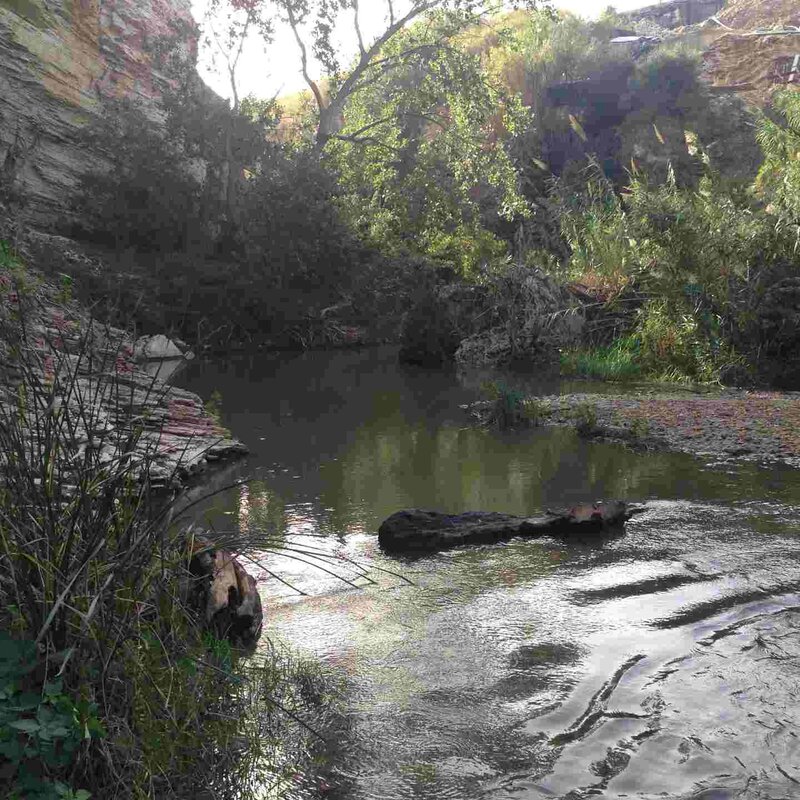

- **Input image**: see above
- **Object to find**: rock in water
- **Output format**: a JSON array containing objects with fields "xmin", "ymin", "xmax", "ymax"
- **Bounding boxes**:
[
  {"xmin": 189, "ymin": 537, "xmax": 263, "ymax": 648},
  {"xmin": 378, "ymin": 501, "xmax": 642, "ymax": 553}
]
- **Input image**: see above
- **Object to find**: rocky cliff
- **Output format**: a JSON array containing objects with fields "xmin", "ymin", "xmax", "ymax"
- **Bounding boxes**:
[{"xmin": 0, "ymin": 0, "xmax": 198, "ymax": 225}]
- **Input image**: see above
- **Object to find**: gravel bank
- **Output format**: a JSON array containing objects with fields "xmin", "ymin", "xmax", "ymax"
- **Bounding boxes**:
[{"xmin": 470, "ymin": 390, "xmax": 800, "ymax": 467}]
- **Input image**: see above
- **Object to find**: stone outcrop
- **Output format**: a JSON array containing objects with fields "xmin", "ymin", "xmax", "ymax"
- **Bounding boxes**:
[
  {"xmin": 0, "ymin": 247, "xmax": 247, "ymax": 487},
  {"xmin": 134, "ymin": 332, "xmax": 191, "ymax": 361},
  {"xmin": 0, "ymin": 0, "xmax": 198, "ymax": 224},
  {"xmin": 378, "ymin": 501, "xmax": 643, "ymax": 553}
]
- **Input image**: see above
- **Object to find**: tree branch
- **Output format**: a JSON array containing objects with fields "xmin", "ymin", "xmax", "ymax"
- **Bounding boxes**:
[
  {"xmin": 352, "ymin": 0, "xmax": 366, "ymax": 57},
  {"xmin": 335, "ymin": 0, "xmax": 441, "ymax": 106},
  {"xmin": 286, "ymin": 3, "xmax": 327, "ymax": 112},
  {"xmin": 329, "ymin": 133, "xmax": 401, "ymax": 154}
]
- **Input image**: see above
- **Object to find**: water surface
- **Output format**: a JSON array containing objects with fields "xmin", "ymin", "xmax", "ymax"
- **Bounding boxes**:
[{"xmin": 181, "ymin": 347, "xmax": 800, "ymax": 800}]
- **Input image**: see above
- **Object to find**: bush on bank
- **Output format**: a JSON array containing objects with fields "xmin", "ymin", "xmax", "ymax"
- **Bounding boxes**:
[{"xmin": 0, "ymin": 244, "xmax": 329, "ymax": 799}]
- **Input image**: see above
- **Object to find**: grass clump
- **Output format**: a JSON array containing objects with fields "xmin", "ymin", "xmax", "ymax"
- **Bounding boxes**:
[
  {"xmin": 521, "ymin": 397, "xmax": 552, "ymax": 426},
  {"xmin": 570, "ymin": 401, "xmax": 599, "ymax": 436},
  {"xmin": 561, "ymin": 336, "xmax": 643, "ymax": 381},
  {"xmin": 481, "ymin": 381, "xmax": 527, "ymax": 429}
]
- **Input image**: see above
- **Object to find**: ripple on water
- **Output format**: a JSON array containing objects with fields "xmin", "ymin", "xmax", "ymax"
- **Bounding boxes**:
[{"xmin": 179, "ymin": 350, "xmax": 800, "ymax": 800}]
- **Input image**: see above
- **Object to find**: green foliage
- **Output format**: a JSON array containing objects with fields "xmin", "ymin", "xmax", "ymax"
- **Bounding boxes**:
[
  {"xmin": 327, "ymin": 8, "xmax": 529, "ymax": 276},
  {"xmin": 560, "ymin": 157, "xmax": 795, "ymax": 382},
  {"xmin": 520, "ymin": 396, "xmax": 552, "ymax": 426},
  {"xmin": 756, "ymin": 89, "xmax": 800, "ymax": 241},
  {"xmin": 70, "ymin": 93, "xmax": 377, "ymax": 346},
  {"xmin": 481, "ymin": 380, "xmax": 529, "ymax": 429},
  {"xmin": 0, "ymin": 634, "xmax": 100, "ymax": 800},
  {"xmin": 0, "ymin": 293, "xmax": 329, "ymax": 798},
  {"xmin": 629, "ymin": 416, "xmax": 650, "ymax": 440},
  {"xmin": 0, "ymin": 240, "xmax": 22, "ymax": 271},
  {"xmin": 561, "ymin": 336, "xmax": 643, "ymax": 381}
]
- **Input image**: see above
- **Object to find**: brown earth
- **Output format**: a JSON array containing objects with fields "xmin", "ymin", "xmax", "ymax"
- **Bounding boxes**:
[
  {"xmin": 702, "ymin": 32, "xmax": 800, "ymax": 106},
  {"xmin": 717, "ymin": 0, "xmax": 800, "ymax": 30}
]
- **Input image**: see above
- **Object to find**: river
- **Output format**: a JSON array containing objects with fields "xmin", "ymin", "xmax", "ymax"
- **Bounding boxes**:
[{"xmin": 180, "ymin": 346, "xmax": 800, "ymax": 800}]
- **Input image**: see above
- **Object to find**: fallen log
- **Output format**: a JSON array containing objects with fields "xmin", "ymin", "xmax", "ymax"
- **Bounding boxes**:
[{"xmin": 378, "ymin": 500, "xmax": 644, "ymax": 554}]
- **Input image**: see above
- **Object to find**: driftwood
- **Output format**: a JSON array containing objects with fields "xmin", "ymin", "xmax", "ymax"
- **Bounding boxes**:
[
  {"xmin": 187, "ymin": 536, "xmax": 263, "ymax": 647},
  {"xmin": 378, "ymin": 501, "xmax": 643, "ymax": 554}
]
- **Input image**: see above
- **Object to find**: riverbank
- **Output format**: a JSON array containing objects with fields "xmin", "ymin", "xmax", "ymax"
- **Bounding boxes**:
[{"xmin": 469, "ymin": 389, "xmax": 800, "ymax": 467}]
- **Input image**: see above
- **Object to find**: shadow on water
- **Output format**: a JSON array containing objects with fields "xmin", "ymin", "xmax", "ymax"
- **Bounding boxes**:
[{"xmin": 180, "ymin": 347, "xmax": 800, "ymax": 800}]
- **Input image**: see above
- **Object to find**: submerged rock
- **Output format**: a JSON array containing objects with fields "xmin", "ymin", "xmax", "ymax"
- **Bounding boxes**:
[{"xmin": 378, "ymin": 501, "xmax": 642, "ymax": 553}]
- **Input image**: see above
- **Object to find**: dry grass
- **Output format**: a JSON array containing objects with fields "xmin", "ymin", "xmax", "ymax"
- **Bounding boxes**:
[
  {"xmin": 717, "ymin": 0, "xmax": 800, "ymax": 30},
  {"xmin": 702, "ymin": 32, "xmax": 800, "ymax": 106}
]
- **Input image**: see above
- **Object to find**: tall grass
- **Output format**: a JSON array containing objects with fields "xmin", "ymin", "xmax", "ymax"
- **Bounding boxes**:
[
  {"xmin": 560, "ymin": 336, "xmax": 643, "ymax": 382},
  {"xmin": 0, "ymin": 245, "xmax": 331, "ymax": 799}
]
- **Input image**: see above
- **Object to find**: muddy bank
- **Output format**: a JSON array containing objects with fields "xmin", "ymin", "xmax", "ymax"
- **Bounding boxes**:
[{"xmin": 469, "ymin": 390, "xmax": 800, "ymax": 467}]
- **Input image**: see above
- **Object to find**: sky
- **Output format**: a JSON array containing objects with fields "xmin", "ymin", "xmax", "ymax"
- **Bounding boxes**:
[{"xmin": 191, "ymin": 0, "xmax": 654, "ymax": 102}]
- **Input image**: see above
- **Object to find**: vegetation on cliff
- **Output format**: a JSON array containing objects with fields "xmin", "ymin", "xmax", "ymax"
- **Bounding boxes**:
[{"xmin": 27, "ymin": 0, "xmax": 793, "ymax": 386}]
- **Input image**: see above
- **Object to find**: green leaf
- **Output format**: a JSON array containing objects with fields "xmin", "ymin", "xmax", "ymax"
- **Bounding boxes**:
[
  {"xmin": 8, "ymin": 718, "xmax": 40, "ymax": 734},
  {"xmin": 569, "ymin": 114, "xmax": 587, "ymax": 142},
  {"xmin": 43, "ymin": 680, "xmax": 63, "ymax": 699}
]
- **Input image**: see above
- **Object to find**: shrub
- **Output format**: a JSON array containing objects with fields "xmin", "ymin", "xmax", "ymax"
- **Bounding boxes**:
[
  {"xmin": 571, "ymin": 400, "xmax": 598, "ymax": 435},
  {"xmin": 481, "ymin": 380, "xmax": 528, "ymax": 429},
  {"xmin": 0, "ymin": 249, "xmax": 329, "ymax": 798}
]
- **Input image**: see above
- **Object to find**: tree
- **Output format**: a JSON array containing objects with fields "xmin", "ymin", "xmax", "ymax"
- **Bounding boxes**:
[
  {"xmin": 326, "ymin": 9, "xmax": 530, "ymax": 274},
  {"xmin": 757, "ymin": 89, "xmax": 800, "ymax": 238},
  {"xmin": 228, "ymin": 0, "xmax": 541, "ymax": 148}
]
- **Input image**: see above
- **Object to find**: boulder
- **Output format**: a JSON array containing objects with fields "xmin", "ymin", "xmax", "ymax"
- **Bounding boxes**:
[
  {"xmin": 134, "ymin": 333, "xmax": 191, "ymax": 361},
  {"xmin": 189, "ymin": 537, "xmax": 263, "ymax": 648},
  {"xmin": 378, "ymin": 501, "xmax": 642, "ymax": 553}
]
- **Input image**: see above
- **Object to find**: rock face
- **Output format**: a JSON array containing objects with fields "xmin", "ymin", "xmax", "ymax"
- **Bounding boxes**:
[
  {"xmin": 0, "ymin": 247, "xmax": 248, "ymax": 487},
  {"xmin": 378, "ymin": 501, "xmax": 642, "ymax": 554},
  {"xmin": 134, "ymin": 333, "xmax": 191, "ymax": 361},
  {"xmin": 0, "ymin": 0, "xmax": 198, "ymax": 224}
]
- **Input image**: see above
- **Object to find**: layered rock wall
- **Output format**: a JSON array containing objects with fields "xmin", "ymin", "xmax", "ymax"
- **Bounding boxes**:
[{"xmin": 0, "ymin": 0, "xmax": 197, "ymax": 225}]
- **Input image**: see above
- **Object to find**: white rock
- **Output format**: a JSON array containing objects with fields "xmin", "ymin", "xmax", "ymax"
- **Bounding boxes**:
[{"xmin": 133, "ymin": 334, "xmax": 188, "ymax": 361}]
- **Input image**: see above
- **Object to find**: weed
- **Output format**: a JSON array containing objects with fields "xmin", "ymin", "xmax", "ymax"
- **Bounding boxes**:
[
  {"xmin": 481, "ymin": 381, "xmax": 528, "ymax": 429},
  {"xmin": 0, "ymin": 261, "xmax": 329, "ymax": 798},
  {"xmin": 629, "ymin": 416, "xmax": 650, "ymax": 439},
  {"xmin": 204, "ymin": 389, "xmax": 231, "ymax": 437},
  {"xmin": 521, "ymin": 397, "xmax": 552, "ymax": 426},
  {"xmin": 571, "ymin": 401, "xmax": 599, "ymax": 435}
]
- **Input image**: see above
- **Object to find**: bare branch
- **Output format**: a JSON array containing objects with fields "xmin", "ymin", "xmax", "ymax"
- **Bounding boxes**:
[
  {"xmin": 286, "ymin": 2, "xmax": 327, "ymax": 112},
  {"xmin": 334, "ymin": 0, "xmax": 441, "ymax": 107},
  {"xmin": 352, "ymin": 0, "xmax": 366, "ymax": 57}
]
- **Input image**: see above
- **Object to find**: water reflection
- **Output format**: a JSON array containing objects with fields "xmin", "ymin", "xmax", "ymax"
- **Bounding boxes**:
[{"xmin": 179, "ymin": 348, "xmax": 800, "ymax": 800}]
